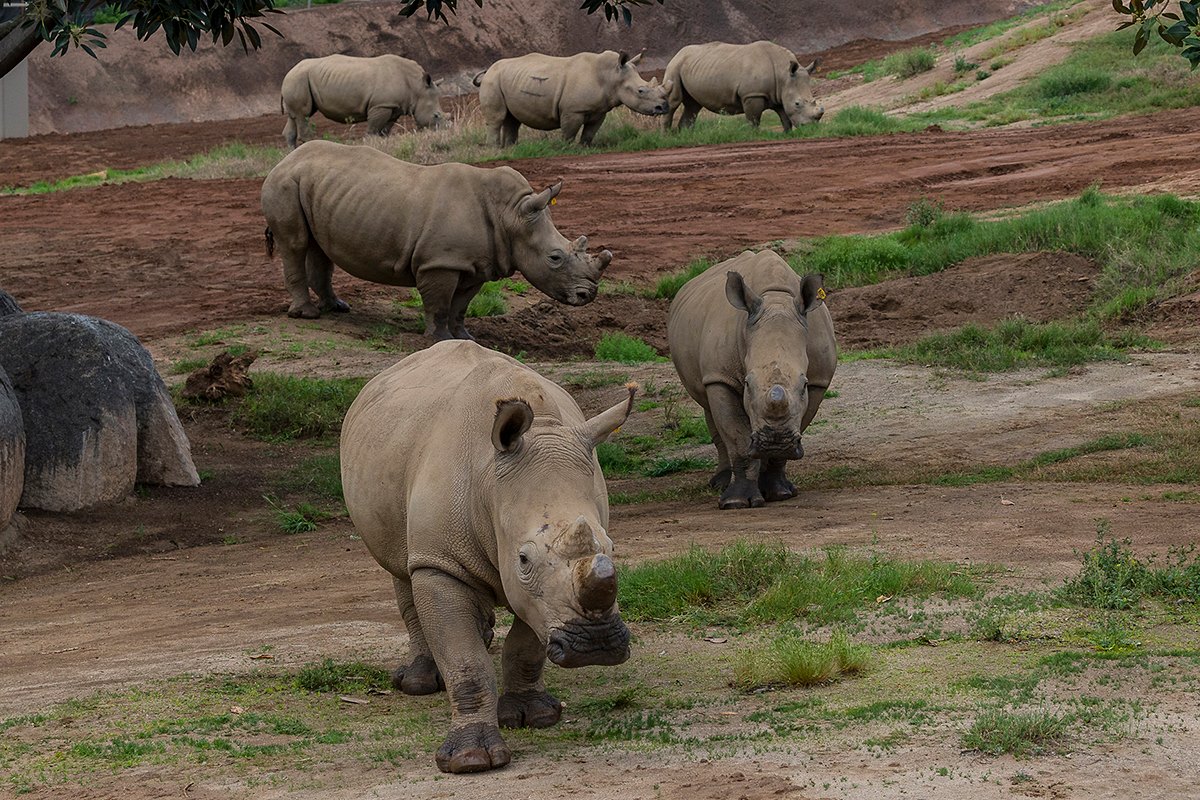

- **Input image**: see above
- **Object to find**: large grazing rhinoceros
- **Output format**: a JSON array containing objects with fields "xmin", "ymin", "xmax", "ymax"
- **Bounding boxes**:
[
  {"xmin": 280, "ymin": 54, "xmax": 445, "ymax": 149},
  {"xmin": 668, "ymin": 250, "xmax": 836, "ymax": 509},
  {"xmin": 261, "ymin": 140, "xmax": 612, "ymax": 340},
  {"xmin": 475, "ymin": 50, "xmax": 671, "ymax": 146},
  {"xmin": 663, "ymin": 41, "xmax": 823, "ymax": 131},
  {"xmin": 341, "ymin": 340, "xmax": 635, "ymax": 773}
]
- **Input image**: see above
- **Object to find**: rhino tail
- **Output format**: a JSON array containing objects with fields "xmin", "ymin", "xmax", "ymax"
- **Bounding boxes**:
[
  {"xmin": 264, "ymin": 226, "xmax": 275, "ymax": 258},
  {"xmin": 471, "ymin": 69, "xmax": 487, "ymax": 87}
]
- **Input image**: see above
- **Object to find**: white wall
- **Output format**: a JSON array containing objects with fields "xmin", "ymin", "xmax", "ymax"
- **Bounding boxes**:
[{"xmin": 0, "ymin": 58, "xmax": 29, "ymax": 139}]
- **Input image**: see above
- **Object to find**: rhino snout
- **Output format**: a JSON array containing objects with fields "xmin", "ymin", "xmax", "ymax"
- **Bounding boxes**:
[
  {"xmin": 748, "ymin": 426, "xmax": 804, "ymax": 460},
  {"xmin": 567, "ymin": 287, "xmax": 597, "ymax": 306},
  {"xmin": 547, "ymin": 617, "xmax": 631, "ymax": 668}
]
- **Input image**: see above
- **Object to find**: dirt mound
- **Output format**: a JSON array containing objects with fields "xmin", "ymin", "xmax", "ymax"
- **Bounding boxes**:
[
  {"xmin": 26, "ymin": 0, "xmax": 1043, "ymax": 134},
  {"xmin": 470, "ymin": 294, "xmax": 670, "ymax": 360},
  {"xmin": 830, "ymin": 251, "xmax": 1098, "ymax": 349},
  {"xmin": 1147, "ymin": 269, "xmax": 1200, "ymax": 344}
]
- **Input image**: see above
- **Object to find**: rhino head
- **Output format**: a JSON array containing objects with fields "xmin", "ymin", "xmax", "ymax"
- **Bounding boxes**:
[
  {"xmin": 782, "ymin": 59, "xmax": 823, "ymax": 126},
  {"xmin": 413, "ymin": 73, "xmax": 447, "ymax": 129},
  {"xmin": 490, "ymin": 388, "xmax": 636, "ymax": 667},
  {"xmin": 511, "ymin": 180, "xmax": 612, "ymax": 306},
  {"xmin": 725, "ymin": 270, "xmax": 826, "ymax": 461},
  {"xmin": 614, "ymin": 52, "xmax": 672, "ymax": 116}
]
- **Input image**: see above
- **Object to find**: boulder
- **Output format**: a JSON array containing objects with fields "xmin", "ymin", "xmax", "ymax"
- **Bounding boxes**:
[{"xmin": 0, "ymin": 312, "xmax": 200, "ymax": 512}]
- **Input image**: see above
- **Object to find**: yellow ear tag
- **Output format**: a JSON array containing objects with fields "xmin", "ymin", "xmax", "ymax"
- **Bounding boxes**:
[
  {"xmin": 550, "ymin": 197, "xmax": 557, "ymax": 205},
  {"xmin": 612, "ymin": 426, "xmax": 621, "ymax": 435},
  {"xmin": 816, "ymin": 287, "xmax": 827, "ymax": 300}
]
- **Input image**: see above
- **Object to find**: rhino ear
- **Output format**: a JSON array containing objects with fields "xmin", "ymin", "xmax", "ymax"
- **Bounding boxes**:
[
  {"xmin": 493, "ymin": 398, "xmax": 534, "ymax": 453},
  {"xmin": 519, "ymin": 180, "xmax": 563, "ymax": 215},
  {"xmin": 579, "ymin": 383, "xmax": 637, "ymax": 448},
  {"xmin": 725, "ymin": 271, "xmax": 763, "ymax": 318},
  {"xmin": 423, "ymin": 73, "xmax": 434, "ymax": 88},
  {"xmin": 618, "ymin": 50, "xmax": 631, "ymax": 67},
  {"xmin": 797, "ymin": 273, "xmax": 826, "ymax": 315},
  {"xmin": 661, "ymin": 78, "xmax": 674, "ymax": 94}
]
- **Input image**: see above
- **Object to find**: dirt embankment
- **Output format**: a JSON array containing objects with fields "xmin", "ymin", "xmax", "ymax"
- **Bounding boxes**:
[{"xmin": 27, "ymin": 0, "xmax": 1043, "ymax": 134}]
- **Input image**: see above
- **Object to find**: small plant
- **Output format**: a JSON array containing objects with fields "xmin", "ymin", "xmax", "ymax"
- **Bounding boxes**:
[
  {"xmin": 883, "ymin": 47, "xmax": 937, "ymax": 79},
  {"xmin": 1037, "ymin": 66, "xmax": 1112, "ymax": 98},
  {"xmin": 594, "ymin": 332, "xmax": 662, "ymax": 364},
  {"xmin": 733, "ymin": 629, "xmax": 872, "ymax": 689},
  {"xmin": 1059, "ymin": 523, "xmax": 1149, "ymax": 610},
  {"xmin": 294, "ymin": 659, "xmax": 390, "ymax": 693},
  {"xmin": 265, "ymin": 495, "xmax": 323, "ymax": 534},
  {"xmin": 655, "ymin": 258, "xmax": 712, "ymax": 300},
  {"xmin": 975, "ymin": 69, "xmax": 992, "ymax": 81},
  {"xmin": 963, "ymin": 708, "xmax": 1070, "ymax": 756},
  {"xmin": 466, "ymin": 282, "xmax": 507, "ymax": 317},
  {"xmin": 905, "ymin": 197, "xmax": 944, "ymax": 228},
  {"xmin": 954, "ymin": 55, "xmax": 979, "ymax": 74}
]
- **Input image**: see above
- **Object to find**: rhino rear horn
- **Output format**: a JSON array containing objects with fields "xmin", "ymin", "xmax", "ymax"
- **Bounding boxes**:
[
  {"xmin": 492, "ymin": 398, "xmax": 533, "ymax": 453},
  {"xmin": 798, "ymin": 273, "xmax": 826, "ymax": 315},
  {"xmin": 575, "ymin": 552, "xmax": 618, "ymax": 613},
  {"xmin": 519, "ymin": 181, "xmax": 563, "ymax": 215},
  {"xmin": 725, "ymin": 271, "xmax": 764, "ymax": 318},
  {"xmin": 578, "ymin": 384, "xmax": 637, "ymax": 448}
]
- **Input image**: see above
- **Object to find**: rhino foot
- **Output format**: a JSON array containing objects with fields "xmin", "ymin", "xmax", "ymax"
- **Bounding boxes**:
[
  {"xmin": 392, "ymin": 654, "xmax": 444, "ymax": 695},
  {"xmin": 709, "ymin": 468, "xmax": 732, "ymax": 491},
  {"xmin": 435, "ymin": 722, "xmax": 511, "ymax": 774},
  {"xmin": 498, "ymin": 690, "xmax": 563, "ymax": 729},
  {"xmin": 760, "ymin": 474, "xmax": 798, "ymax": 503},
  {"xmin": 718, "ymin": 480, "xmax": 765, "ymax": 510},
  {"xmin": 320, "ymin": 297, "xmax": 350, "ymax": 313},
  {"xmin": 287, "ymin": 303, "xmax": 320, "ymax": 320}
]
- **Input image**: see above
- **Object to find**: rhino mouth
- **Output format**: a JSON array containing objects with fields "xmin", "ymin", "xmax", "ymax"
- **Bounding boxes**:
[
  {"xmin": 749, "ymin": 428, "xmax": 803, "ymax": 460},
  {"xmin": 547, "ymin": 617, "xmax": 631, "ymax": 668}
]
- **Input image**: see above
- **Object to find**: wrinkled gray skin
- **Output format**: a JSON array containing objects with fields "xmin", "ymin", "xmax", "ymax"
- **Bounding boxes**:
[
  {"xmin": 663, "ymin": 41, "xmax": 823, "ymax": 131},
  {"xmin": 668, "ymin": 250, "xmax": 836, "ymax": 509},
  {"xmin": 261, "ymin": 141, "xmax": 612, "ymax": 340},
  {"xmin": 281, "ymin": 54, "xmax": 445, "ymax": 149},
  {"xmin": 341, "ymin": 341, "xmax": 635, "ymax": 773},
  {"xmin": 476, "ymin": 50, "xmax": 671, "ymax": 146}
]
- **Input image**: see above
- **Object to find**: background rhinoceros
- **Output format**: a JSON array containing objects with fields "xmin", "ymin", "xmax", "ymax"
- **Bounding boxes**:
[
  {"xmin": 667, "ymin": 250, "xmax": 836, "ymax": 509},
  {"xmin": 261, "ymin": 140, "xmax": 612, "ymax": 340},
  {"xmin": 476, "ymin": 50, "xmax": 670, "ymax": 146},
  {"xmin": 663, "ymin": 41, "xmax": 823, "ymax": 131},
  {"xmin": 341, "ymin": 340, "xmax": 635, "ymax": 773},
  {"xmin": 280, "ymin": 54, "xmax": 444, "ymax": 149}
]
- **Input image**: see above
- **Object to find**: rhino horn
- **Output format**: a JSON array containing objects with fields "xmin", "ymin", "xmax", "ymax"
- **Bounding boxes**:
[
  {"xmin": 575, "ymin": 551, "xmax": 618, "ymax": 613},
  {"xmin": 594, "ymin": 249, "xmax": 613, "ymax": 271},
  {"xmin": 519, "ymin": 180, "xmax": 563, "ymax": 215},
  {"xmin": 766, "ymin": 384, "xmax": 790, "ymax": 420},
  {"xmin": 492, "ymin": 398, "xmax": 533, "ymax": 453},
  {"xmin": 577, "ymin": 383, "xmax": 637, "ymax": 447},
  {"xmin": 661, "ymin": 78, "xmax": 674, "ymax": 94},
  {"xmin": 629, "ymin": 51, "xmax": 644, "ymax": 67},
  {"xmin": 572, "ymin": 235, "xmax": 588, "ymax": 253},
  {"xmin": 648, "ymin": 76, "xmax": 660, "ymax": 87}
]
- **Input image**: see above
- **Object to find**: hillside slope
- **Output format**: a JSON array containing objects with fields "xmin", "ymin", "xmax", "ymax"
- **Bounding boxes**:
[{"xmin": 29, "ymin": 0, "xmax": 1041, "ymax": 133}]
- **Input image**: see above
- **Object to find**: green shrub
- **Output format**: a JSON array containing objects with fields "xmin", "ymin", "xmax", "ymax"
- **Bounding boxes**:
[
  {"xmin": 963, "ymin": 709, "xmax": 1070, "ymax": 756},
  {"xmin": 1037, "ymin": 66, "xmax": 1112, "ymax": 98},
  {"xmin": 883, "ymin": 48, "xmax": 937, "ymax": 79},
  {"xmin": 594, "ymin": 332, "xmax": 662, "ymax": 364},
  {"xmin": 655, "ymin": 258, "xmax": 712, "ymax": 300},
  {"xmin": 733, "ymin": 629, "xmax": 872, "ymax": 689}
]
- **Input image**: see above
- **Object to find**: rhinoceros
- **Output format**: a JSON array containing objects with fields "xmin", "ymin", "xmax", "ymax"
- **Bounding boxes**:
[
  {"xmin": 475, "ymin": 50, "xmax": 671, "ymax": 146},
  {"xmin": 667, "ymin": 250, "xmax": 836, "ymax": 509},
  {"xmin": 280, "ymin": 54, "xmax": 445, "ymax": 149},
  {"xmin": 341, "ymin": 340, "xmax": 635, "ymax": 773},
  {"xmin": 261, "ymin": 140, "xmax": 612, "ymax": 340},
  {"xmin": 663, "ymin": 41, "xmax": 823, "ymax": 131}
]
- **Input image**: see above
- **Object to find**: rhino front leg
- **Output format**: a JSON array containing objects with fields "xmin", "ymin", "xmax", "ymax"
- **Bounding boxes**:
[
  {"xmin": 306, "ymin": 247, "xmax": 349, "ymax": 314},
  {"xmin": 759, "ymin": 458, "xmax": 797, "ymax": 502},
  {"xmin": 498, "ymin": 617, "xmax": 563, "ymax": 729},
  {"xmin": 412, "ymin": 569, "xmax": 511, "ymax": 774},
  {"xmin": 743, "ymin": 96, "xmax": 767, "ymax": 128},
  {"xmin": 579, "ymin": 114, "xmax": 606, "ymax": 146},
  {"xmin": 392, "ymin": 574, "xmax": 444, "ymax": 695},
  {"xmin": 415, "ymin": 268, "xmax": 463, "ymax": 342},
  {"xmin": 560, "ymin": 112, "xmax": 586, "ymax": 144},
  {"xmin": 705, "ymin": 383, "xmax": 764, "ymax": 509},
  {"xmin": 774, "ymin": 105, "xmax": 794, "ymax": 133},
  {"xmin": 366, "ymin": 105, "xmax": 399, "ymax": 138},
  {"xmin": 704, "ymin": 406, "xmax": 732, "ymax": 491}
]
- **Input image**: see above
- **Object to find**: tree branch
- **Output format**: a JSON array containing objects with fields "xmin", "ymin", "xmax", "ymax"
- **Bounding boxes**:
[{"xmin": 0, "ymin": 19, "xmax": 40, "ymax": 81}]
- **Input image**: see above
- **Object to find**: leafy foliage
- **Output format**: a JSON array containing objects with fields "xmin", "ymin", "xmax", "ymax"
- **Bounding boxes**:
[
  {"xmin": 398, "ymin": 0, "xmax": 663, "ymax": 24},
  {"xmin": 1113, "ymin": 0, "xmax": 1200, "ymax": 68}
]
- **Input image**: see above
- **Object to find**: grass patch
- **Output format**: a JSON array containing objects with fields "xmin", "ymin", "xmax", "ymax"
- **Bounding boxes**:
[
  {"xmin": 618, "ymin": 541, "xmax": 978, "ymax": 627},
  {"xmin": 963, "ymin": 708, "xmax": 1070, "ymax": 756},
  {"xmin": 466, "ymin": 282, "xmax": 507, "ymax": 317},
  {"xmin": 560, "ymin": 370, "xmax": 631, "ymax": 390},
  {"xmin": 887, "ymin": 317, "xmax": 1152, "ymax": 373},
  {"xmin": 232, "ymin": 374, "xmax": 365, "ymax": 441},
  {"xmin": 294, "ymin": 659, "xmax": 391, "ymax": 694},
  {"xmin": 594, "ymin": 332, "xmax": 663, "ymax": 364},
  {"xmin": 934, "ymin": 432, "xmax": 1151, "ymax": 486},
  {"xmin": 655, "ymin": 257, "xmax": 713, "ymax": 300},
  {"xmin": 1059, "ymin": 524, "xmax": 1200, "ymax": 610},
  {"xmin": 942, "ymin": 0, "xmax": 1084, "ymax": 51},
  {"xmin": 856, "ymin": 47, "xmax": 937, "ymax": 81},
  {"xmin": 734, "ymin": 629, "xmax": 872, "ymax": 689},
  {"xmin": 278, "ymin": 454, "xmax": 343, "ymax": 506}
]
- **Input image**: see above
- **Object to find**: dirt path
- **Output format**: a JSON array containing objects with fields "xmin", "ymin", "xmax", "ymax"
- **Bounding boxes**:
[{"xmin": 4, "ymin": 109, "xmax": 1200, "ymax": 340}]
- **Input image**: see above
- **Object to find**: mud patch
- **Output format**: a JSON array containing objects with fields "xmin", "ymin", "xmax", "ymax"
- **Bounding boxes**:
[
  {"xmin": 830, "ymin": 251, "xmax": 1098, "ymax": 349},
  {"xmin": 470, "ymin": 295, "xmax": 671, "ymax": 360}
]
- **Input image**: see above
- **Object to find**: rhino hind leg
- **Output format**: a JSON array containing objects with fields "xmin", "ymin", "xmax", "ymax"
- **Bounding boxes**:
[
  {"xmin": 678, "ymin": 91, "xmax": 703, "ymax": 129},
  {"xmin": 306, "ymin": 248, "xmax": 349, "ymax": 313},
  {"xmin": 283, "ymin": 115, "xmax": 299, "ymax": 149},
  {"xmin": 392, "ymin": 575, "xmax": 444, "ymax": 694},
  {"xmin": 743, "ymin": 96, "xmax": 767, "ymax": 128},
  {"xmin": 500, "ymin": 114, "xmax": 520, "ymax": 146},
  {"xmin": 498, "ymin": 618, "xmax": 563, "ymax": 729},
  {"xmin": 759, "ymin": 458, "xmax": 797, "ymax": 502}
]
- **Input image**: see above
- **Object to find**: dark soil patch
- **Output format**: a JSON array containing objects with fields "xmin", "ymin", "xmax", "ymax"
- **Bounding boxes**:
[{"xmin": 829, "ymin": 251, "xmax": 1099, "ymax": 349}]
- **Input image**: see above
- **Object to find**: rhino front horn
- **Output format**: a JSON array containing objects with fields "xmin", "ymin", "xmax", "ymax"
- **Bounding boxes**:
[{"xmin": 576, "ymin": 553, "xmax": 618, "ymax": 612}]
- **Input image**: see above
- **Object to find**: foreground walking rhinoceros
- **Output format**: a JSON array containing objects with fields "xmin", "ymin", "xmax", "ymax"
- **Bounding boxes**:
[
  {"xmin": 663, "ymin": 41, "xmax": 823, "ymax": 131},
  {"xmin": 667, "ymin": 250, "xmax": 836, "ymax": 509},
  {"xmin": 476, "ymin": 50, "xmax": 670, "ymax": 146},
  {"xmin": 341, "ymin": 341, "xmax": 636, "ymax": 773},
  {"xmin": 261, "ymin": 140, "xmax": 612, "ymax": 340},
  {"xmin": 280, "ymin": 54, "xmax": 444, "ymax": 148}
]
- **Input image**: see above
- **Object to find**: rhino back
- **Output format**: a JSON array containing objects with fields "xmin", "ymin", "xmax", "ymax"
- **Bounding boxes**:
[
  {"xmin": 263, "ymin": 141, "xmax": 523, "ymax": 286},
  {"xmin": 673, "ymin": 42, "xmax": 787, "ymax": 110},
  {"xmin": 485, "ymin": 54, "xmax": 571, "ymax": 129},
  {"xmin": 342, "ymin": 341, "xmax": 585, "ymax": 585},
  {"xmin": 307, "ymin": 55, "xmax": 422, "ymax": 121}
]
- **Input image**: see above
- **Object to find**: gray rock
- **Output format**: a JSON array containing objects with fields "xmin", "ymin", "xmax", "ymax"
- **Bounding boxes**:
[
  {"xmin": 0, "ymin": 366, "xmax": 24, "ymax": 529},
  {"xmin": 0, "ymin": 290, "xmax": 22, "ymax": 317},
  {"xmin": 0, "ymin": 312, "xmax": 200, "ymax": 512}
]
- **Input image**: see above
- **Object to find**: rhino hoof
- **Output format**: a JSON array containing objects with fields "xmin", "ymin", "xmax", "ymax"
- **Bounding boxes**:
[
  {"xmin": 709, "ymin": 468, "xmax": 732, "ymax": 491},
  {"xmin": 498, "ymin": 690, "xmax": 563, "ymax": 729},
  {"xmin": 322, "ymin": 298, "xmax": 350, "ymax": 313},
  {"xmin": 288, "ymin": 303, "xmax": 320, "ymax": 320},
  {"xmin": 393, "ymin": 654, "xmax": 444, "ymax": 695},
  {"xmin": 718, "ymin": 485, "xmax": 765, "ymax": 510},
  {"xmin": 436, "ymin": 722, "xmax": 511, "ymax": 774},
  {"xmin": 761, "ymin": 478, "xmax": 798, "ymax": 503}
]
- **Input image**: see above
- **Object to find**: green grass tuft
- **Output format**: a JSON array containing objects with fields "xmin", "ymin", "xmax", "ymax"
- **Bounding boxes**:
[
  {"xmin": 594, "ymin": 332, "xmax": 663, "ymax": 364},
  {"xmin": 233, "ymin": 374, "xmax": 365, "ymax": 441},
  {"xmin": 294, "ymin": 659, "xmax": 391, "ymax": 693},
  {"xmin": 963, "ymin": 708, "xmax": 1070, "ymax": 756},
  {"xmin": 465, "ymin": 282, "xmax": 508, "ymax": 317},
  {"xmin": 734, "ymin": 629, "xmax": 873, "ymax": 689}
]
